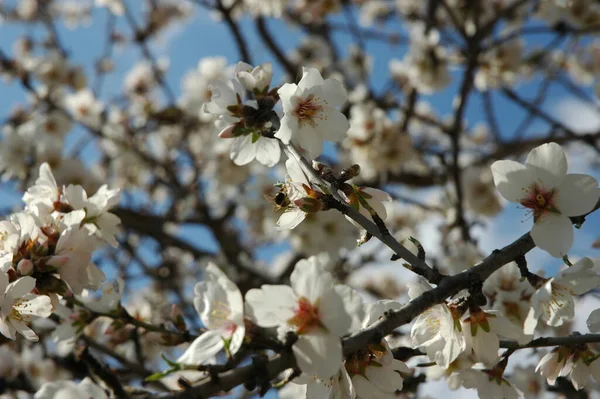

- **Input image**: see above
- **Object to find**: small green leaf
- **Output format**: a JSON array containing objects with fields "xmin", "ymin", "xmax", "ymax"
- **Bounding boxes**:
[
  {"xmin": 145, "ymin": 371, "xmax": 170, "ymax": 382},
  {"xmin": 161, "ymin": 353, "xmax": 180, "ymax": 368}
]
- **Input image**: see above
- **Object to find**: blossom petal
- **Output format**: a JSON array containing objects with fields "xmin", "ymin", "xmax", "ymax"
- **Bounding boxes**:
[
  {"xmin": 465, "ymin": 326, "xmax": 499, "ymax": 366},
  {"xmin": 285, "ymin": 158, "xmax": 308, "ymax": 185},
  {"xmin": 244, "ymin": 285, "xmax": 296, "ymax": 327},
  {"xmin": 333, "ymin": 284, "xmax": 364, "ymax": 333},
  {"xmin": 293, "ymin": 332, "xmax": 342, "ymax": 379},
  {"xmin": 298, "ymin": 68, "xmax": 324, "ymax": 92},
  {"xmin": 487, "ymin": 311, "xmax": 528, "ymax": 344},
  {"xmin": 230, "ymin": 135, "xmax": 256, "ymax": 166},
  {"xmin": 18, "ymin": 295, "xmax": 52, "ymax": 318},
  {"xmin": 207, "ymin": 80, "xmax": 237, "ymax": 110},
  {"xmin": 315, "ymin": 106, "xmax": 350, "ymax": 143},
  {"xmin": 525, "ymin": 142, "xmax": 567, "ymax": 189},
  {"xmin": 9, "ymin": 318, "xmax": 37, "ymax": 341},
  {"xmin": 177, "ymin": 331, "xmax": 224, "ymax": 365},
  {"xmin": 322, "ymin": 78, "xmax": 347, "ymax": 107},
  {"xmin": 290, "ymin": 258, "xmax": 333, "ymax": 303},
  {"xmin": 365, "ymin": 364, "xmax": 404, "ymax": 392},
  {"xmin": 229, "ymin": 326, "xmax": 245, "ymax": 355},
  {"xmin": 254, "ymin": 137, "xmax": 281, "ymax": 167},
  {"xmin": 319, "ymin": 286, "xmax": 353, "ymax": 336},
  {"xmin": 0, "ymin": 319, "xmax": 15, "ymax": 340},
  {"xmin": 570, "ymin": 361, "xmax": 591, "ymax": 390},
  {"xmin": 278, "ymin": 83, "xmax": 298, "ymax": 113},
  {"xmin": 295, "ymin": 124, "xmax": 323, "ymax": 157},
  {"xmin": 0, "ymin": 272, "xmax": 9, "ymax": 294},
  {"xmin": 555, "ymin": 174, "xmax": 600, "ymax": 216},
  {"xmin": 587, "ymin": 309, "xmax": 600, "ymax": 333},
  {"xmin": 490, "ymin": 160, "xmax": 533, "ymax": 202},
  {"xmin": 276, "ymin": 209, "xmax": 306, "ymax": 230},
  {"xmin": 275, "ymin": 114, "xmax": 297, "ymax": 144},
  {"xmin": 6, "ymin": 276, "xmax": 35, "ymax": 299},
  {"xmin": 530, "ymin": 213, "xmax": 573, "ymax": 258}
]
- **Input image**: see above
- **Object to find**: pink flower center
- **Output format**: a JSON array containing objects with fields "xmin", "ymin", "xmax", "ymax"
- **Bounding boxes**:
[
  {"xmin": 294, "ymin": 95, "xmax": 322, "ymax": 127},
  {"xmin": 287, "ymin": 297, "xmax": 320, "ymax": 335},
  {"xmin": 519, "ymin": 184, "xmax": 557, "ymax": 222}
]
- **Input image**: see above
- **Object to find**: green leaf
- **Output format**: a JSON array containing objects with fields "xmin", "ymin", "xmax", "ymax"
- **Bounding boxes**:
[
  {"xmin": 145, "ymin": 371, "xmax": 170, "ymax": 382},
  {"xmin": 161, "ymin": 353, "xmax": 180, "ymax": 368}
]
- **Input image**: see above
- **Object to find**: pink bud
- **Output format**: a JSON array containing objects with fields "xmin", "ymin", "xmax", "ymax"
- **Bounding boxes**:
[
  {"xmin": 218, "ymin": 124, "xmax": 235, "ymax": 138},
  {"xmin": 17, "ymin": 259, "xmax": 34, "ymax": 275}
]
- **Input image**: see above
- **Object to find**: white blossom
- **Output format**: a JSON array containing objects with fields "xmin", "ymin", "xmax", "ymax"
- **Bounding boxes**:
[
  {"xmin": 204, "ymin": 68, "xmax": 281, "ymax": 168},
  {"xmin": 34, "ymin": 377, "xmax": 110, "ymax": 399},
  {"xmin": 525, "ymin": 257, "xmax": 600, "ymax": 330},
  {"xmin": 245, "ymin": 256, "xmax": 361, "ymax": 379},
  {"xmin": 177, "ymin": 263, "xmax": 245, "ymax": 365},
  {"xmin": 409, "ymin": 279, "xmax": 466, "ymax": 368},
  {"xmin": 64, "ymin": 89, "xmax": 104, "ymax": 128},
  {"xmin": 491, "ymin": 142, "xmax": 600, "ymax": 257},
  {"xmin": 234, "ymin": 61, "xmax": 273, "ymax": 92},
  {"xmin": 459, "ymin": 368, "xmax": 522, "ymax": 399},
  {"xmin": 0, "ymin": 274, "xmax": 52, "ymax": 342},
  {"xmin": 276, "ymin": 67, "xmax": 349, "ymax": 157},
  {"xmin": 462, "ymin": 309, "xmax": 529, "ymax": 366}
]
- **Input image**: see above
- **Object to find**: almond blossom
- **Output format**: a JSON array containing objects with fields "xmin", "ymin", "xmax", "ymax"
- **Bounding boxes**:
[
  {"xmin": 409, "ymin": 279, "xmax": 466, "ymax": 368},
  {"xmin": 0, "ymin": 274, "xmax": 52, "ymax": 342},
  {"xmin": 24, "ymin": 163, "xmax": 121, "ymax": 246},
  {"xmin": 235, "ymin": 62, "xmax": 273, "ymax": 93},
  {"xmin": 62, "ymin": 184, "xmax": 121, "ymax": 247},
  {"xmin": 204, "ymin": 62, "xmax": 280, "ymax": 167},
  {"xmin": 64, "ymin": 89, "xmax": 104, "ymax": 128},
  {"xmin": 177, "ymin": 263, "xmax": 245, "ymax": 365},
  {"xmin": 245, "ymin": 256, "xmax": 361, "ymax": 379},
  {"xmin": 462, "ymin": 308, "xmax": 529, "ymax": 366},
  {"xmin": 47, "ymin": 223, "xmax": 105, "ymax": 295},
  {"xmin": 275, "ymin": 158, "xmax": 323, "ymax": 230},
  {"xmin": 290, "ymin": 368, "xmax": 355, "ymax": 399},
  {"xmin": 345, "ymin": 300, "xmax": 410, "ymax": 398},
  {"xmin": 491, "ymin": 142, "xmax": 600, "ymax": 257},
  {"xmin": 536, "ymin": 346, "xmax": 600, "ymax": 390},
  {"xmin": 343, "ymin": 186, "xmax": 392, "ymax": 229},
  {"xmin": 276, "ymin": 67, "xmax": 350, "ymax": 157},
  {"xmin": 459, "ymin": 368, "xmax": 522, "ymax": 399},
  {"xmin": 34, "ymin": 377, "xmax": 110, "ymax": 399},
  {"xmin": 524, "ymin": 257, "xmax": 600, "ymax": 330}
]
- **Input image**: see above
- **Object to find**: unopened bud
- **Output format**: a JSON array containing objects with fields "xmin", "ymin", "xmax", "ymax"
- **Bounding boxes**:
[
  {"xmin": 339, "ymin": 164, "xmax": 360, "ymax": 182},
  {"xmin": 294, "ymin": 197, "xmax": 322, "ymax": 213},
  {"xmin": 17, "ymin": 259, "xmax": 33, "ymax": 275},
  {"xmin": 312, "ymin": 161, "xmax": 336, "ymax": 183},
  {"xmin": 218, "ymin": 124, "xmax": 235, "ymax": 138}
]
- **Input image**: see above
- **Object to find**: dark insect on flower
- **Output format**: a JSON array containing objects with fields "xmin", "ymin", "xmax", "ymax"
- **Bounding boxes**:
[{"xmin": 264, "ymin": 188, "xmax": 291, "ymax": 212}]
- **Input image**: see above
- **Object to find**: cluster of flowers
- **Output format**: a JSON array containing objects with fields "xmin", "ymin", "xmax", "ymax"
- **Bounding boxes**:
[
  {"xmin": 0, "ymin": 162, "xmax": 120, "ymax": 397},
  {"xmin": 172, "ymin": 258, "xmax": 411, "ymax": 398},
  {"xmin": 203, "ymin": 62, "xmax": 392, "ymax": 233},
  {"xmin": 160, "ymin": 255, "xmax": 600, "ymax": 399}
]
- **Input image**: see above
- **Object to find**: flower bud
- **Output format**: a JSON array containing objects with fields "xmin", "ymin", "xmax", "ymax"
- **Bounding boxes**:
[
  {"xmin": 17, "ymin": 259, "xmax": 33, "ymax": 276},
  {"xmin": 312, "ymin": 161, "xmax": 336, "ymax": 183},
  {"xmin": 236, "ymin": 62, "xmax": 273, "ymax": 93},
  {"xmin": 339, "ymin": 164, "xmax": 361, "ymax": 181},
  {"xmin": 294, "ymin": 197, "xmax": 322, "ymax": 213}
]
